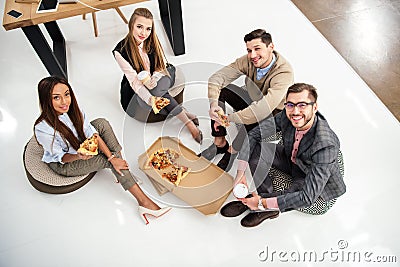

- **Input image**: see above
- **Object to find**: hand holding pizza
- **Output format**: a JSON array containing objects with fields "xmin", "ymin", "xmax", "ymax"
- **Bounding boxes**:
[
  {"xmin": 208, "ymin": 102, "xmax": 222, "ymax": 122},
  {"xmin": 216, "ymin": 110, "xmax": 230, "ymax": 127},
  {"xmin": 77, "ymin": 153, "xmax": 94, "ymax": 161},
  {"xmin": 77, "ymin": 135, "xmax": 98, "ymax": 155}
]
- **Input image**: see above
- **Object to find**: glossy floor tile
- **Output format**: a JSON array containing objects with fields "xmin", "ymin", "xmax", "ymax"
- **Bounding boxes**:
[
  {"xmin": 1, "ymin": 0, "xmax": 400, "ymax": 266},
  {"xmin": 292, "ymin": 0, "xmax": 400, "ymax": 120}
]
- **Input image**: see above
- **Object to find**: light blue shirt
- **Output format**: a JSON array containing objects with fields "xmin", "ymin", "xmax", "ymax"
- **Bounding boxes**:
[
  {"xmin": 256, "ymin": 54, "xmax": 276, "ymax": 80},
  {"xmin": 34, "ymin": 110, "xmax": 97, "ymax": 164}
]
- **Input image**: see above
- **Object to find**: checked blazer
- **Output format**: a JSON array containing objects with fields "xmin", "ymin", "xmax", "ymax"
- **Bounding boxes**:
[
  {"xmin": 275, "ymin": 111, "xmax": 346, "ymax": 211},
  {"xmin": 238, "ymin": 110, "xmax": 346, "ymax": 212}
]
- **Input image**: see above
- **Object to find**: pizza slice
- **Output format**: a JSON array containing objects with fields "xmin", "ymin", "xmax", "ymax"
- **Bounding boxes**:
[
  {"xmin": 175, "ymin": 165, "xmax": 191, "ymax": 186},
  {"xmin": 217, "ymin": 109, "xmax": 230, "ymax": 127},
  {"xmin": 162, "ymin": 165, "xmax": 191, "ymax": 186},
  {"xmin": 144, "ymin": 148, "xmax": 179, "ymax": 170},
  {"xmin": 162, "ymin": 169, "xmax": 179, "ymax": 184},
  {"xmin": 77, "ymin": 135, "xmax": 98, "ymax": 156},
  {"xmin": 151, "ymin": 96, "xmax": 170, "ymax": 114}
]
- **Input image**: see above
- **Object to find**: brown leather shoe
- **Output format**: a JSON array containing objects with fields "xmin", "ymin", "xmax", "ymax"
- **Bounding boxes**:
[
  {"xmin": 220, "ymin": 201, "xmax": 248, "ymax": 217},
  {"xmin": 240, "ymin": 210, "xmax": 280, "ymax": 227}
]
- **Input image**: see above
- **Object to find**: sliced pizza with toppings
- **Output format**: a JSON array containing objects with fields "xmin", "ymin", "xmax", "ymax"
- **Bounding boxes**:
[
  {"xmin": 175, "ymin": 165, "xmax": 190, "ymax": 185},
  {"xmin": 77, "ymin": 135, "xmax": 98, "ymax": 156},
  {"xmin": 217, "ymin": 109, "xmax": 230, "ymax": 127},
  {"xmin": 144, "ymin": 147, "xmax": 191, "ymax": 186},
  {"xmin": 162, "ymin": 165, "xmax": 191, "ymax": 186},
  {"xmin": 145, "ymin": 148, "xmax": 179, "ymax": 170},
  {"xmin": 151, "ymin": 96, "xmax": 170, "ymax": 114}
]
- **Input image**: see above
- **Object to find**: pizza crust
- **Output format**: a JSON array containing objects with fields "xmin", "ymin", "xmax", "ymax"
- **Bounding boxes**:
[{"xmin": 176, "ymin": 166, "xmax": 191, "ymax": 185}]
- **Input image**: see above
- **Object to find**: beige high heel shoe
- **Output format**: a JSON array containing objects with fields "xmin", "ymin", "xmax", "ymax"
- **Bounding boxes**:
[
  {"xmin": 138, "ymin": 206, "xmax": 172, "ymax": 225},
  {"xmin": 192, "ymin": 127, "xmax": 203, "ymax": 144}
]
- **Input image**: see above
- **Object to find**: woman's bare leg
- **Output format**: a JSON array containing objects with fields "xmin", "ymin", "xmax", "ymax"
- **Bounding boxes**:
[{"xmin": 128, "ymin": 184, "xmax": 160, "ymax": 210}]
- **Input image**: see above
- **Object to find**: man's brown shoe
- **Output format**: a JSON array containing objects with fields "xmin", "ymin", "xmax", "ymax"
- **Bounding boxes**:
[
  {"xmin": 220, "ymin": 201, "xmax": 249, "ymax": 217},
  {"xmin": 240, "ymin": 210, "xmax": 280, "ymax": 227}
]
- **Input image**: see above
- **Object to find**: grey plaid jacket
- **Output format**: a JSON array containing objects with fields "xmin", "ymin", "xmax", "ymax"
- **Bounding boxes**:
[{"xmin": 239, "ymin": 111, "xmax": 346, "ymax": 212}]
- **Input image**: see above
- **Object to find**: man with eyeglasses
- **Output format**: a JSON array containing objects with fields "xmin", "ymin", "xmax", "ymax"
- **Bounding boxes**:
[
  {"xmin": 220, "ymin": 83, "xmax": 346, "ymax": 227},
  {"xmin": 198, "ymin": 29, "xmax": 293, "ymax": 171}
]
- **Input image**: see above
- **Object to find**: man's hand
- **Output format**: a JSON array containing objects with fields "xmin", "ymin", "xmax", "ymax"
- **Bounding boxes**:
[
  {"xmin": 241, "ymin": 195, "xmax": 260, "ymax": 211},
  {"xmin": 209, "ymin": 103, "xmax": 225, "ymax": 131},
  {"xmin": 234, "ymin": 173, "xmax": 248, "ymax": 188},
  {"xmin": 208, "ymin": 103, "xmax": 222, "ymax": 121}
]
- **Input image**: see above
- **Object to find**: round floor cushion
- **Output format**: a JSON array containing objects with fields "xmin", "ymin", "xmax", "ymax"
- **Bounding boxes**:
[
  {"xmin": 23, "ymin": 136, "xmax": 96, "ymax": 194},
  {"xmin": 269, "ymin": 167, "xmax": 338, "ymax": 215}
]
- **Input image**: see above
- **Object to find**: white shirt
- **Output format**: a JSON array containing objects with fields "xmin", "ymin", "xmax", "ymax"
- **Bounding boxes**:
[{"xmin": 34, "ymin": 110, "xmax": 97, "ymax": 163}]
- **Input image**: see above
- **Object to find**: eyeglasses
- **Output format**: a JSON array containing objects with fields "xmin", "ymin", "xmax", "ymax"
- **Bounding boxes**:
[{"xmin": 284, "ymin": 101, "xmax": 315, "ymax": 111}]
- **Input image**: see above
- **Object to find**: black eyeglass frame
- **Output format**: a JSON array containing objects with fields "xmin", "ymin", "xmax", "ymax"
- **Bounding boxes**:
[{"xmin": 284, "ymin": 101, "xmax": 315, "ymax": 110}]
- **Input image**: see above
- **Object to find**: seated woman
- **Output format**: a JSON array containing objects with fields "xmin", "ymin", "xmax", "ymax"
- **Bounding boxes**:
[
  {"xmin": 34, "ymin": 76, "xmax": 170, "ymax": 225},
  {"xmin": 113, "ymin": 7, "xmax": 202, "ymax": 143}
]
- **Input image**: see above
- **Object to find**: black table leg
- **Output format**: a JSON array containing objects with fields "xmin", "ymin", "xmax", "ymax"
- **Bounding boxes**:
[
  {"xmin": 44, "ymin": 21, "xmax": 67, "ymax": 76},
  {"xmin": 22, "ymin": 22, "xmax": 68, "ymax": 79},
  {"xmin": 158, "ymin": 0, "xmax": 185, "ymax": 56}
]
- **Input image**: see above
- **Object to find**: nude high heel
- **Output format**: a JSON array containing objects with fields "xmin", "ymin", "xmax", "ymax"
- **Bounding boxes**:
[
  {"xmin": 193, "ymin": 128, "xmax": 203, "ymax": 144},
  {"xmin": 138, "ymin": 206, "xmax": 172, "ymax": 225}
]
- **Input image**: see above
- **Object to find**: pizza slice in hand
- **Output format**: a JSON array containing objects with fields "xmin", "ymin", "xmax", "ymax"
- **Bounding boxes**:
[
  {"xmin": 151, "ymin": 96, "xmax": 170, "ymax": 114},
  {"xmin": 217, "ymin": 110, "xmax": 230, "ymax": 127},
  {"xmin": 77, "ymin": 135, "xmax": 98, "ymax": 156}
]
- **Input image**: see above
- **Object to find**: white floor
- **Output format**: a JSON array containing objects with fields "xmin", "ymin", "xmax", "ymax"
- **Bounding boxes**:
[{"xmin": 1, "ymin": 0, "xmax": 400, "ymax": 266}]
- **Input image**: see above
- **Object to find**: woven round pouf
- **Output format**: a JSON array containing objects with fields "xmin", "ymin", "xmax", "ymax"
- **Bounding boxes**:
[{"xmin": 23, "ymin": 137, "xmax": 96, "ymax": 194}]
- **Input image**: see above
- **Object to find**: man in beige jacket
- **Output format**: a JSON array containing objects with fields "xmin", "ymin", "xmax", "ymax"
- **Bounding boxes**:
[{"xmin": 199, "ymin": 29, "xmax": 294, "ymax": 171}]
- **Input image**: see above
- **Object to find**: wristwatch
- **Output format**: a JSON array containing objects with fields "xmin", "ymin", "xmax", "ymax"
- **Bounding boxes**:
[{"xmin": 258, "ymin": 197, "xmax": 266, "ymax": 211}]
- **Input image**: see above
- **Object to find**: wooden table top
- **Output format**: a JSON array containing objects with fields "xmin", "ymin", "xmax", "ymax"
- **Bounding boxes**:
[{"xmin": 2, "ymin": 0, "xmax": 146, "ymax": 31}]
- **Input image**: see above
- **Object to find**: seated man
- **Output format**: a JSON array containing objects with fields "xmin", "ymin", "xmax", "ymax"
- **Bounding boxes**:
[
  {"xmin": 221, "ymin": 83, "xmax": 346, "ymax": 227},
  {"xmin": 199, "ymin": 29, "xmax": 293, "ymax": 171}
]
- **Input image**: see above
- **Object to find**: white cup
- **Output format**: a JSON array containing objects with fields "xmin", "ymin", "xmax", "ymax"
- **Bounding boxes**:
[
  {"xmin": 137, "ymin": 71, "xmax": 151, "ymax": 86},
  {"xmin": 233, "ymin": 183, "xmax": 248, "ymax": 198}
]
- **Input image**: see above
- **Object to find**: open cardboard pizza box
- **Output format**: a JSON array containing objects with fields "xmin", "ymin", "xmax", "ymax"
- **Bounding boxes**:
[{"xmin": 138, "ymin": 136, "xmax": 233, "ymax": 215}]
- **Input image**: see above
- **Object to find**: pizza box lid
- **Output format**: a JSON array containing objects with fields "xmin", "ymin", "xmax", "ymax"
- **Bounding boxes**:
[{"xmin": 138, "ymin": 136, "xmax": 233, "ymax": 215}]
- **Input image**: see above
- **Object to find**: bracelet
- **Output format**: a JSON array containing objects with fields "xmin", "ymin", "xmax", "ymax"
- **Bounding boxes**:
[
  {"xmin": 107, "ymin": 154, "xmax": 116, "ymax": 161},
  {"xmin": 258, "ymin": 197, "xmax": 266, "ymax": 211}
]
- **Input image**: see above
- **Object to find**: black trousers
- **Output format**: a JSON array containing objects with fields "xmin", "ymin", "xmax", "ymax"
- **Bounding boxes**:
[
  {"xmin": 120, "ymin": 76, "xmax": 183, "ymax": 122},
  {"xmin": 211, "ymin": 84, "xmax": 259, "ymax": 151}
]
